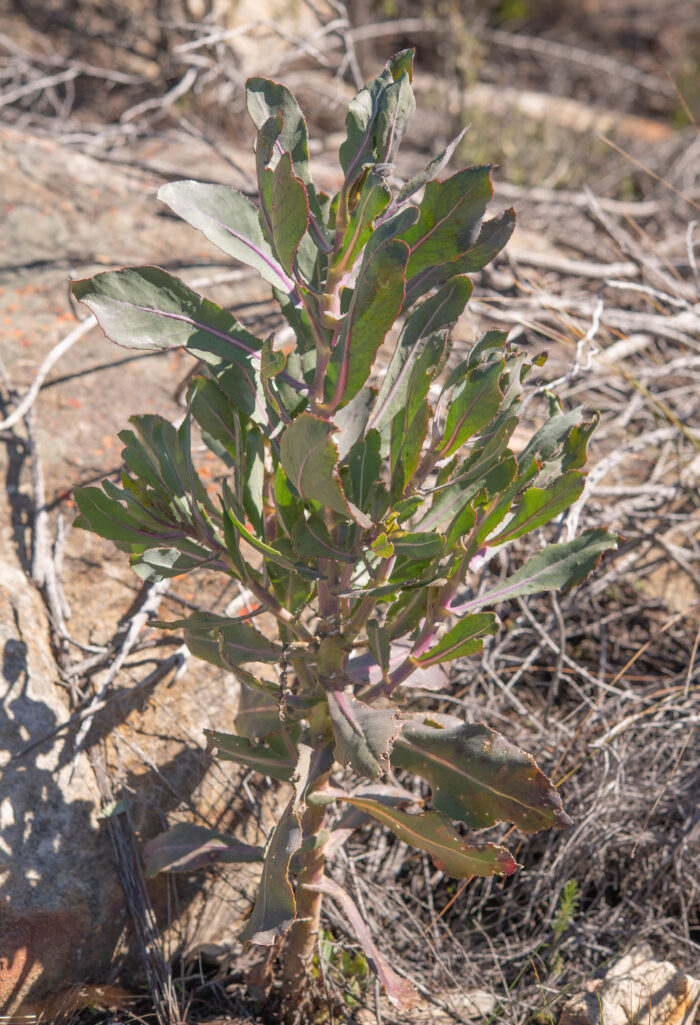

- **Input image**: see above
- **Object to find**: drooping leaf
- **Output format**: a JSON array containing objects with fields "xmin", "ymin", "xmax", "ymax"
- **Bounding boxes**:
[
  {"xmin": 326, "ymin": 688, "xmax": 400, "ymax": 779},
  {"xmin": 416, "ymin": 612, "xmax": 499, "ymax": 666},
  {"xmin": 309, "ymin": 876, "xmax": 419, "ymax": 1009},
  {"xmin": 238, "ymin": 797, "xmax": 301, "ymax": 945},
  {"xmin": 450, "ymin": 529, "xmax": 619, "ymax": 615},
  {"xmin": 392, "ymin": 718, "xmax": 572, "ymax": 832},
  {"xmin": 158, "ymin": 181, "xmax": 293, "ymax": 292},
  {"xmin": 143, "ymin": 823, "xmax": 263, "ymax": 877},
  {"xmin": 238, "ymin": 745, "xmax": 312, "ymax": 945},
  {"xmin": 343, "ymin": 799, "xmax": 518, "ymax": 878},
  {"xmin": 157, "ymin": 610, "xmax": 283, "ymax": 666},
  {"xmin": 235, "ymin": 682, "xmax": 284, "ymax": 741}
]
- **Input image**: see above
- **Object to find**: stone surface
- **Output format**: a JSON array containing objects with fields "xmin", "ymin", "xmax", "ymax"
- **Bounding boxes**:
[
  {"xmin": 0, "ymin": 126, "xmax": 288, "ymax": 1015},
  {"xmin": 559, "ymin": 944, "xmax": 700, "ymax": 1025}
]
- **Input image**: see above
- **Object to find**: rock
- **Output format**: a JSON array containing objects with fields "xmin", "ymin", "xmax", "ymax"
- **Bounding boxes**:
[
  {"xmin": 559, "ymin": 943, "xmax": 700, "ymax": 1025},
  {"xmin": 0, "ymin": 506, "xmax": 272, "ymax": 1015}
]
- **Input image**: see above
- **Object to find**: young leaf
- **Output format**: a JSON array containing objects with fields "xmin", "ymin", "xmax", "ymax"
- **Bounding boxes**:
[
  {"xmin": 143, "ymin": 823, "xmax": 263, "ymax": 877},
  {"xmin": 343, "ymin": 799, "xmax": 518, "ymax": 878},
  {"xmin": 416, "ymin": 612, "xmax": 499, "ymax": 666},
  {"xmin": 392, "ymin": 719, "xmax": 572, "ymax": 832}
]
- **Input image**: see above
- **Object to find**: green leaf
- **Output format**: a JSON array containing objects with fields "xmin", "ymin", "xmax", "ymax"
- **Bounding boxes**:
[
  {"xmin": 292, "ymin": 514, "xmax": 356, "ymax": 563},
  {"xmin": 334, "ymin": 386, "xmax": 375, "ymax": 460},
  {"xmin": 345, "ymin": 429, "xmax": 382, "ymax": 513},
  {"xmin": 270, "ymin": 152, "xmax": 309, "ymax": 273},
  {"xmin": 222, "ymin": 483, "xmax": 320, "ymax": 579},
  {"xmin": 342, "ymin": 799, "xmax": 518, "ymax": 878},
  {"xmin": 130, "ymin": 546, "xmax": 215, "ymax": 581},
  {"xmin": 390, "ymin": 400, "xmax": 428, "ymax": 500},
  {"xmin": 485, "ymin": 470, "xmax": 586, "ymax": 546},
  {"xmin": 204, "ymin": 728, "xmax": 295, "ymax": 781},
  {"xmin": 158, "ymin": 181, "xmax": 293, "ymax": 292},
  {"xmin": 326, "ymin": 689, "xmax": 400, "ymax": 779},
  {"xmin": 392, "ymin": 718, "xmax": 572, "ymax": 832},
  {"xmin": 438, "ymin": 358, "xmax": 505, "ymax": 457},
  {"xmin": 371, "ymin": 277, "xmax": 470, "ymax": 431},
  {"xmin": 142, "ymin": 823, "xmax": 263, "ymax": 877},
  {"xmin": 327, "ymin": 239, "xmax": 408, "ymax": 407},
  {"xmin": 416, "ymin": 612, "xmax": 499, "ymax": 666},
  {"xmin": 72, "ymin": 266, "xmax": 266, "ymax": 367},
  {"xmin": 280, "ymin": 413, "xmax": 355, "ymax": 521},
  {"xmin": 450, "ymin": 529, "xmax": 619, "ymax": 615},
  {"xmin": 391, "ymin": 532, "xmax": 445, "ymax": 561},
  {"xmin": 159, "ymin": 610, "xmax": 282, "ymax": 666},
  {"xmin": 400, "ymin": 165, "xmax": 495, "ymax": 280},
  {"xmin": 404, "ymin": 209, "xmax": 516, "ymax": 305},
  {"xmin": 73, "ymin": 485, "xmax": 159, "ymax": 549}
]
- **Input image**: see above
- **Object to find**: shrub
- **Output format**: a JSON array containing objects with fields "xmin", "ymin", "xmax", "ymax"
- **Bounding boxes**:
[{"xmin": 72, "ymin": 51, "xmax": 616, "ymax": 1014}]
